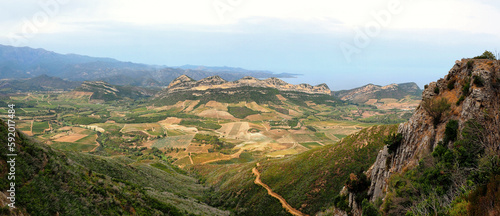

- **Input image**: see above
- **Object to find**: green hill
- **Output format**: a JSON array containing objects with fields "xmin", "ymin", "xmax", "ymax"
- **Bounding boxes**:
[{"xmin": 196, "ymin": 124, "xmax": 397, "ymax": 215}]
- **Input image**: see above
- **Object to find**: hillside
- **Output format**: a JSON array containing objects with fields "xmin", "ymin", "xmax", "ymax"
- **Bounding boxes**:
[
  {"xmin": 73, "ymin": 81, "xmax": 158, "ymax": 101},
  {"xmin": 155, "ymin": 75, "xmax": 336, "ymax": 108},
  {"xmin": 333, "ymin": 82, "xmax": 422, "ymax": 104},
  {"xmin": 0, "ymin": 119, "xmax": 229, "ymax": 215},
  {"xmin": 0, "ymin": 45, "xmax": 292, "ymax": 87},
  {"xmin": 0, "ymin": 75, "xmax": 80, "ymax": 93},
  {"xmin": 195, "ymin": 124, "xmax": 397, "ymax": 215}
]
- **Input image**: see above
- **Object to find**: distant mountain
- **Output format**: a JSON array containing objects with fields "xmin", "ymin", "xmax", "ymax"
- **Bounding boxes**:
[
  {"xmin": 332, "ymin": 82, "xmax": 422, "ymax": 103},
  {"xmin": 165, "ymin": 75, "xmax": 330, "ymax": 94},
  {"xmin": 177, "ymin": 65, "xmax": 297, "ymax": 78},
  {"xmin": 74, "ymin": 81, "xmax": 158, "ymax": 101},
  {"xmin": 155, "ymin": 75, "xmax": 338, "ymax": 106},
  {"xmin": 0, "ymin": 44, "xmax": 292, "ymax": 87},
  {"xmin": 0, "ymin": 74, "xmax": 81, "ymax": 93}
]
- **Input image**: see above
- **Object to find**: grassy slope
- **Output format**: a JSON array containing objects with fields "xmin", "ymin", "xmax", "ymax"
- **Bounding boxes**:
[
  {"xmin": 197, "ymin": 124, "xmax": 397, "ymax": 215},
  {"xmin": 0, "ymin": 119, "xmax": 227, "ymax": 216}
]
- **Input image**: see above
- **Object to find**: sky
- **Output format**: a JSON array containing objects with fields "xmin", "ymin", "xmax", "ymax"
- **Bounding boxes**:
[{"xmin": 1, "ymin": 0, "xmax": 500, "ymax": 90}]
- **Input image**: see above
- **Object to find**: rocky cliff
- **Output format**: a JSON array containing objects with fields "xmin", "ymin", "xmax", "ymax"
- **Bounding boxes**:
[
  {"xmin": 368, "ymin": 59, "xmax": 500, "ymax": 202},
  {"xmin": 165, "ymin": 75, "xmax": 331, "ymax": 95}
]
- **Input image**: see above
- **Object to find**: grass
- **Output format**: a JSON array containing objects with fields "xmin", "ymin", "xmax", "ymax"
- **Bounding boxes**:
[
  {"xmin": 227, "ymin": 106, "xmax": 260, "ymax": 119},
  {"xmin": 50, "ymin": 142, "xmax": 97, "ymax": 152},
  {"xmin": 300, "ymin": 142, "xmax": 322, "ymax": 149},
  {"xmin": 151, "ymin": 135, "xmax": 194, "ymax": 149},
  {"xmin": 201, "ymin": 124, "xmax": 397, "ymax": 215},
  {"xmin": 32, "ymin": 121, "xmax": 49, "ymax": 133}
]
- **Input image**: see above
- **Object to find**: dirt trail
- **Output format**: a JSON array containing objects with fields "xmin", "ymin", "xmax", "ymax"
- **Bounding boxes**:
[
  {"xmin": 252, "ymin": 165, "xmax": 308, "ymax": 216},
  {"xmin": 189, "ymin": 152, "xmax": 194, "ymax": 165}
]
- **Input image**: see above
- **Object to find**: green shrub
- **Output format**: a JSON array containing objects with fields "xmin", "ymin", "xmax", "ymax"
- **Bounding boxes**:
[
  {"xmin": 456, "ymin": 95, "xmax": 465, "ymax": 105},
  {"xmin": 473, "ymin": 50, "xmax": 496, "ymax": 60},
  {"xmin": 434, "ymin": 86, "xmax": 440, "ymax": 94},
  {"xmin": 422, "ymin": 98, "xmax": 451, "ymax": 126},
  {"xmin": 447, "ymin": 79, "xmax": 456, "ymax": 90},
  {"xmin": 473, "ymin": 75, "xmax": 484, "ymax": 87},
  {"xmin": 467, "ymin": 60, "xmax": 474, "ymax": 69},
  {"xmin": 424, "ymin": 84, "xmax": 429, "ymax": 89},
  {"xmin": 444, "ymin": 119, "xmax": 459, "ymax": 144},
  {"xmin": 385, "ymin": 133, "xmax": 403, "ymax": 154},
  {"xmin": 362, "ymin": 199, "xmax": 381, "ymax": 216}
]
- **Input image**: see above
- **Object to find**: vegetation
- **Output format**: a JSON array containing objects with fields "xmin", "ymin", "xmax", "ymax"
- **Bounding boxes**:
[
  {"xmin": 473, "ymin": 75, "xmax": 485, "ymax": 87},
  {"xmin": 180, "ymin": 119, "xmax": 222, "ymax": 130},
  {"xmin": 0, "ymin": 120, "xmax": 222, "ymax": 215},
  {"xmin": 201, "ymin": 125, "xmax": 397, "ymax": 215},
  {"xmin": 422, "ymin": 98, "xmax": 451, "ymax": 126},
  {"xmin": 447, "ymin": 79, "xmax": 456, "ymax": 90},
  {"xmin": 383, "ymin": 120, "xmax": 500, "ymax": 215},
  {"xmin": 385, "ymin": 133, "xmax": 403, "ymax": 154},
  {"xmin": 473, "ymin": 50, "xmax": 497, "ymax": 60},
  {"xmin": 227, "ymin": 106, "xmax": 260, "ymax": 119}
]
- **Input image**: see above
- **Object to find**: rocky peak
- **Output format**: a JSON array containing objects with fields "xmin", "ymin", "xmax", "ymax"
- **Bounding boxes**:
[
  {"xmin": 264, "ymin": 77, "xmax": 288, "ymax": 86},
  {"xmin": 167, "ymin": 75, "xmax": 195, "ymax": 89},
  {"xmin": 368, "ymin": 59, "xmax": 500, "ymax": 201},
  {"xmin": 163, "ymin": 75, "xmax": 331, "ymax": 94},
  {"xmin": 197, "ymin": 75, "xmax": 227, "ymax": 85}
]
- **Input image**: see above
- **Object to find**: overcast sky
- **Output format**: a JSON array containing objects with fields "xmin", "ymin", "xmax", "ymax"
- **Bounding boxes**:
[{"xmin": 1, "ymin": 0, "xmax": 499, "ymax": 90}]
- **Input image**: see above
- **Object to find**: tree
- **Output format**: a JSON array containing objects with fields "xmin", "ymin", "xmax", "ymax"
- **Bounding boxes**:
[{"xmin": 473, "ymin": 50, "xmax": 496, "ymax": 60}]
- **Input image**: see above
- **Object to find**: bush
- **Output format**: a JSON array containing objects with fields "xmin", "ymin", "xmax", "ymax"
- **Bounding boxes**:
[
  {"xmin": 473, "ymin": 50, "xmax": 496, "ymax": 60},
  {"xmin": 473, "ymin": 75, "xmax": 484, "ymax": 87},
  {"xmin": 447, "ymin": 79, "xmax": 456, "ymax": 90},
  {"xmin": 444, "ymin": 119, "xmax": 459, "ymax": 144},
  {"xmin": 456, "ymin": 95, "xmax": 465, "ymax": 105},
  {"xmin": 424, "ymin": 84, "xmax": 429, "ymax": 89},
  {"xmin": 467, "ymin": 60, "xmax": 474, "ymax": 69},
  {"xmin": 362, "ymin": 199, "xmax": 381, "ymax": 216},
  {"xmin": 385, "ymin": 133, "xmax": 403, "ymax": 154},
  {"xmin": 434, "ymin": 86, "xmax": 440, "ymax": 94},
  {"xmin": 422, "ymin": 98, "xmax": 451, "ymax": 126},
  {"xmin": 462, "ymin": 80, "xmax": 471, "ymax": 96}
]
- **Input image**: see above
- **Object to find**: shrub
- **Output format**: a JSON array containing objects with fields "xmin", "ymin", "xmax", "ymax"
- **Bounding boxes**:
[
  {"xmin": 456, "ymin": 95, "xmax": 465, "ymax": 105},
  {"xmin": 385, "ymin": 133, "xmax": 403, "ymax": 154},
  {"xmin": 467, "ymin": 60, "xmax": 474, "ymax": 69},
  {"xmin": 473, "ymin": 50, "xmax": 496, "ymax": 60},
  {"xmin": 424, "ymin": 84, "xmax": 429, "ymax": 89},
  {"xmin": 462, "ymin": 80, "xmax": 471, "ymax": 96},
  {"xmin": 447, "ymin": 79, "xmax": 456, "ymax": 90},
  {"xmin": 362, "ymin": 199, "xmax": 381, "ymax": 216},
  {"xmin": 473, "ymin": 75, "xmax": 484, "ymax": 87},
  {"xmin": 346, "ymin": 172, "xmax": 370, "ymax": 194},
  {"xmin": 444, "ymin": 120, "xmax": 459, "ymax": 144},
  {"xmin": 434, "ymin": 86, "xmax": 440, "ymax": 94},
  {"xmin": 422, "ymin": 98, "xmax": 451, "ymax": 126}
]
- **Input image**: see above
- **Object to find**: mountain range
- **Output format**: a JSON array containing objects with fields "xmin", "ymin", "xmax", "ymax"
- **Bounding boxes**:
[{"xmin": 0, "ymin": 44, "xmax": 294, "ymax": 86}]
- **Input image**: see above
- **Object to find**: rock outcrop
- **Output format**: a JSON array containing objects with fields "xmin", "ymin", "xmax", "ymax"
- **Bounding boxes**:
[
  {"xmin": 368, "ymin": 59, "xmax": 500, "ymax": 201},
  {"xmin": 165, "ymin": 75, "xmax": 331, "ymax": 95}
]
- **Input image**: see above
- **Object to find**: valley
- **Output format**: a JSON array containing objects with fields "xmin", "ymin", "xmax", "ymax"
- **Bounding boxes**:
[{"xmin": 0, "ymin": 75, "xmax": 419, "ymax": 215}]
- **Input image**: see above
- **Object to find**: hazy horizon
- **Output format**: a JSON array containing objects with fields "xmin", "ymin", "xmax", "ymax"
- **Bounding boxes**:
[{"xmin": 1, "ymin": 0, "xmax": 500, "ymax": 90}]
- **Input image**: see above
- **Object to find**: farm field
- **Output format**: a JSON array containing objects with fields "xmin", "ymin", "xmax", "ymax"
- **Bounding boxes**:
[{"xmin": 1, "ymin": 90, "xmax": 416, "ymax": 171}]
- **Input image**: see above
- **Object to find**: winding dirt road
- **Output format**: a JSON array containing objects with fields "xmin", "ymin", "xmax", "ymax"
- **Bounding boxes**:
[{"xmin": 252, "ymin": 165, "xmax": 308, "ymax": 216}]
